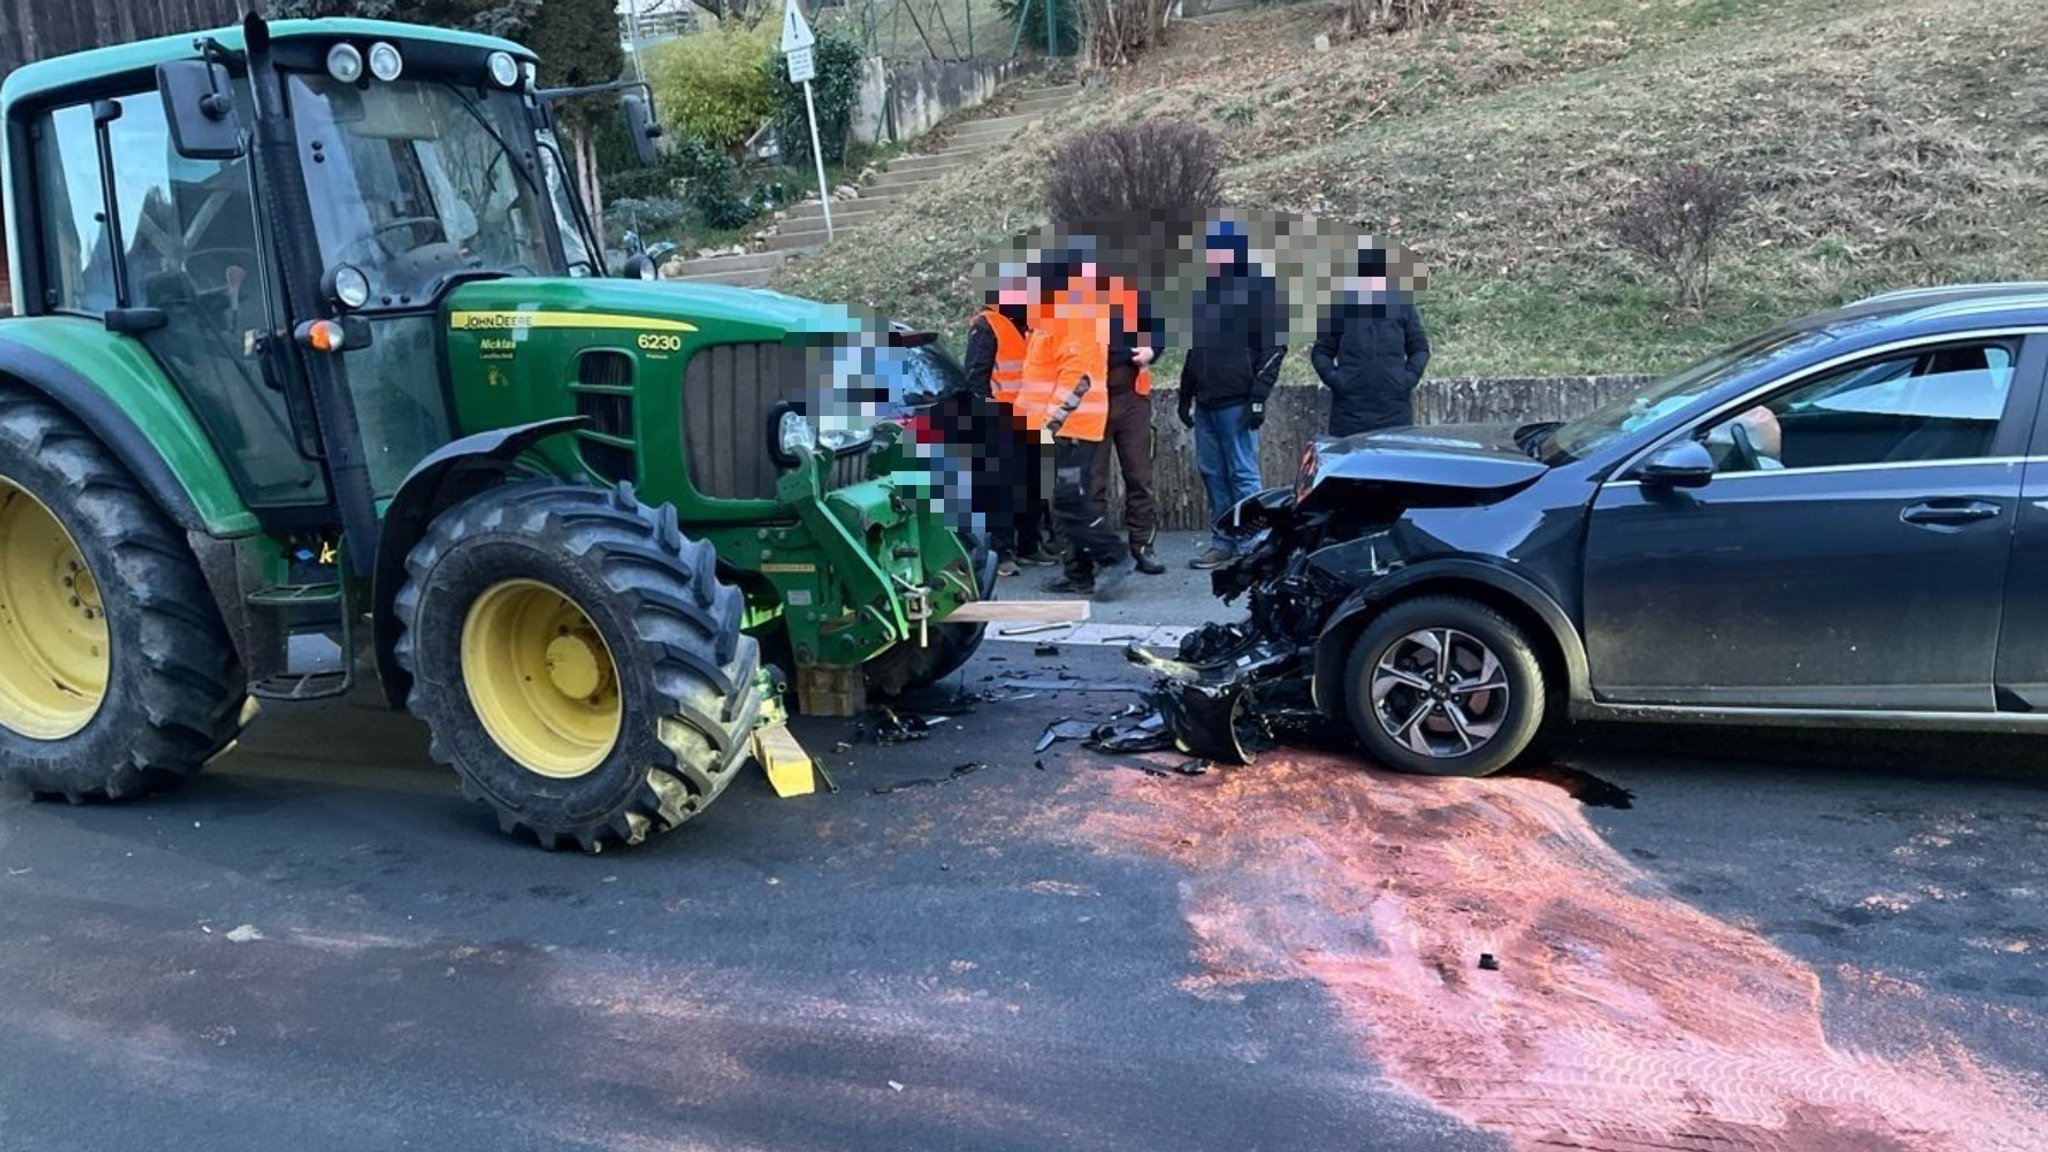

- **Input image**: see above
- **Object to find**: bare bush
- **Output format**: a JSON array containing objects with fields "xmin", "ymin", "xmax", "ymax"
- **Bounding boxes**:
[
  {"xmin": 1339, "ymin": 0, "xmax": 1467, "ymax": 38},
  {"xmin": 1079, "ymin": 0, "xmax": 1176, "ymax": 69},
  {"xmin": 1608, "ymin": 164, "xmax": 1749, "ymax": 311},
  {"xmin": 1047, "ymin": 120, "xmax": 1224, "ymax": 229}
]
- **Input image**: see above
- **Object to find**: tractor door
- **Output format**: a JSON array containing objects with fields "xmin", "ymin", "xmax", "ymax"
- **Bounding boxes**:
[{"xmin": 27, "ymin": 91, "xmax": 326, "ymax": 508}]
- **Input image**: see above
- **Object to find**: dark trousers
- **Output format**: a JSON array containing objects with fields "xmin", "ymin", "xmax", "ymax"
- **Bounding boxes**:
[
  {"xmin": 1090, "ymin": 370, "xmax": 1156, "ymax": 551},
  {"xmin": 1053, "ymin": 437, "xmax": 1122, "ymax": 578},
  {"xmin": 989, "ymin": 417, "xmax": 1048, "ymax": 557}
]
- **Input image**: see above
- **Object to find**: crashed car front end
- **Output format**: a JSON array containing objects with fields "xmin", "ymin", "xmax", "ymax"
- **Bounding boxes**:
[{"xmin": 1132, "ymin": 426, "xmax": 1561, "ymax": 763}]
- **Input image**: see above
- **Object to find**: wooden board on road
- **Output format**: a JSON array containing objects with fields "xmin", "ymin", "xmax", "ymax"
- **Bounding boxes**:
[{"xmin": 942, "ymin": 600, "xmax": 1092, "ymax": 624}]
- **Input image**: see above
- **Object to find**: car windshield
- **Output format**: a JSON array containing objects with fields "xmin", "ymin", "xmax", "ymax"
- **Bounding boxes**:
[
  {"xmin": 289, "ymin": 73, "xmax": 565, "ymax": 305},
  {"xmin": 1545, "ymin": 328, "xmax": 1832, "ymax": 462}
]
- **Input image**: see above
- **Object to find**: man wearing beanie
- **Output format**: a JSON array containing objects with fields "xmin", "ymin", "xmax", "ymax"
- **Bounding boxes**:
[
  {"xmin": 1180, "ymin": 220, "xmax": 1286, "ymax": 571},
  {"xmin": 1311, "ymin": 245, "xmax": 1431, "ymax": 437}
]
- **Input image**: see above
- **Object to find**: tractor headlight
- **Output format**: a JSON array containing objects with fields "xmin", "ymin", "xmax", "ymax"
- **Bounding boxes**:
[
  {"xmin": 487, "ymin": 51, "xmax": 521, "ymax": 88},
  {"xmin": 323, "ymin": 264, "xmax": 371, "ymax": 311},
  {"xmin": 367, "ymin": 42, "xmax": 404, "ymax": 82},
  {"xmin": 326, "ymin": 43, "xmax": 365, "ymax": 84},
  {"xmin": 775, "ymin": 409, "xmax": 817, "ymax": 462}
]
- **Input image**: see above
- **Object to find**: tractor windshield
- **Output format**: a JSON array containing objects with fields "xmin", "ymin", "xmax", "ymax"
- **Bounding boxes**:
[{"xmin": 288, "ymin": 73, "xmax": 568, "ymax": 305}]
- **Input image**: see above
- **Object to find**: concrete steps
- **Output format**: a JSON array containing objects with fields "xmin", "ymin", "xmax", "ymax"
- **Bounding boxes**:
[{"xmin": 668, "ymin": 81, "xmax": 1080, "ymax": 286}]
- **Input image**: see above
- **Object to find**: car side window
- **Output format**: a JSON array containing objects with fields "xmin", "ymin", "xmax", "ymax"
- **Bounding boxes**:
[{"xmin": 1705, "ymin": 340, "xmax": 2018, "ymax": 474}]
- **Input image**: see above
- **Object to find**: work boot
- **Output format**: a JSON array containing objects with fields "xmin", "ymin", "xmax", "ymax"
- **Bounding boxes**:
[
  {"xmin": 998, "ymin": 553, "xmax": 1021, "ymax": 578},
  {"xmin": 1091, "ymin": 561, "xmax": 1134, "ymax": 602},
  {"xmin": 1015, "ymin": 546, "xmax": 1059, "ymax": 567},
  {"xmin": 1044, "ymin": 572, "xmax": 1095, "ymax": 596},
  {"xmin": 1190, "ymin": 546, "xmax": 1235, "ymax": 570},
  {"xmin": 1131, "ymin": 545, "xmax": 1166, "ymax": 576}
]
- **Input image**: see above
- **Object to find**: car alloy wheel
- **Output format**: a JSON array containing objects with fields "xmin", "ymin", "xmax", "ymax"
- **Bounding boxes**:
[
  {"xmin": 1370, "ymin": 627, "xmax": 1510, "ymax": 759},
  {"xmin": 1343, "ymin": 596, "xmax": 1547, "ymax": 778}
]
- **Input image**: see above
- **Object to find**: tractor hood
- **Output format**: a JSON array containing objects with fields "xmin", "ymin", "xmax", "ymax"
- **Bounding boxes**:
[
  {"xmin": 443, "ymin": 278, "xmax": 864, "ymax": 343},
  {"xmin": 1297, "ymin": 422, "xmax": 1550, "ymax": 509}
]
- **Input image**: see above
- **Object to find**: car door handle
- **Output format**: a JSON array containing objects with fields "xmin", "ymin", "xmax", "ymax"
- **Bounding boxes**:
[{"xmin": 1900, "ymin": 499, "xmax": 2002, "ymax": 527}]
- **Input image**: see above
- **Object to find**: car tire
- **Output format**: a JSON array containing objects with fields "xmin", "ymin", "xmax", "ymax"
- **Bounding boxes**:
[{"xmin": 1343, "ymin": 596, "xmax": 1546, "ymax": 778}]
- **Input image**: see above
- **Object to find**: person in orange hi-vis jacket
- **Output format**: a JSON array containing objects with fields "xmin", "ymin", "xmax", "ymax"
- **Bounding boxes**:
[
  {"xmin": 1018, "ymin": 247, "xmax": 1130, "ymax": 600},
  {"xmin": 963, "ymin": 265, "xmax": 1054, "ymax": 574}
]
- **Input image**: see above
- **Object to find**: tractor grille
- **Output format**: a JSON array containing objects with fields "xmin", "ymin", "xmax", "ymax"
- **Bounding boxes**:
[
  {"xmin": 684, "ymin": 341, "xmax": 814, "ymax": 501},
  {"xmin": 575, "ymin": 351, "xmax": 636, "ymax": 484}
]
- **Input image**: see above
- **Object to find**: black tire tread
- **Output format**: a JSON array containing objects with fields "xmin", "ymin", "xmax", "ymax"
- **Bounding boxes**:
[
  {"xmin": 393, "ymin": 480, "xmax": 763, "ymax": 851},
  {"xmin": 0, "ymin": 383, "xmax": 246, "ymax": 798}
]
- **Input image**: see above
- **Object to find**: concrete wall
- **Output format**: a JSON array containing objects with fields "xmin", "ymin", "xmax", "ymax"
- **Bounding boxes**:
[
  {"xmin": 852, "ymin": 56, "xmax": 1024, "ymax": 147},
  {"xmin": 1105, "ymin": 374, "xmax": 1655, "ymax": 532}
]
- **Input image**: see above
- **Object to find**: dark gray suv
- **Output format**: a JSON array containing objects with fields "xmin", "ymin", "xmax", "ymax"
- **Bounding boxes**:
[{"xmin": 1201, "ymin": 283, "xmax": 2048, "ymax": 777}]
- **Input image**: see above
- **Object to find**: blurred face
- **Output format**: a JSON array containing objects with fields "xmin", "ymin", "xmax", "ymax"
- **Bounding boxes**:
[
  {"xmin": 996, "ymin": 276, "xmax": 1031, "ymax": 306},
  {"xmin": 1205, "ymin": 246, "xmax": 1232, "ymax": 268}
]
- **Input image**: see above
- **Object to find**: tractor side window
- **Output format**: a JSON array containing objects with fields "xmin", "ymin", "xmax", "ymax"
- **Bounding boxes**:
[{"xmin": 32, "ymin": 94, "xmax": 324, "ymax": 506}]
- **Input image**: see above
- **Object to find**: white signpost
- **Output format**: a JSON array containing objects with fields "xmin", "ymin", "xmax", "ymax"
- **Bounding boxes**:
[{"xmin": 781, "ymin": 1, "xmax": 832, "ymax": 239}]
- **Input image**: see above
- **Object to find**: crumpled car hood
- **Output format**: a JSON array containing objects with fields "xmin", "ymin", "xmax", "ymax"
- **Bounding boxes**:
[{"xmin": 1301, "ymin": 422, "xmax": 1550, "ymax": 503}]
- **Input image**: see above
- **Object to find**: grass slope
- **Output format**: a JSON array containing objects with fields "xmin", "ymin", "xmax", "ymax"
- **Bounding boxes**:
[{"xmin": 775, "ymin": 0, "xmax": 2048, "ymax": 377}]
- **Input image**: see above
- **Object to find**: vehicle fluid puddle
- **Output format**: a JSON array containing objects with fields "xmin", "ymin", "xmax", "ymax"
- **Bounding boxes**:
[{"xmin": 1066, "ymin": 752, "xmax": 2047, "ymax": 1152}]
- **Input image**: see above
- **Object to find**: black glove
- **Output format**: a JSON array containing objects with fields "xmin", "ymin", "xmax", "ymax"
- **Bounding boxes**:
[
  {"xmin": 1246, "ymin": 402, "xmax": 1265, "ymax": 431},
  {"xmin": 1178, "ymin": 399, "xmax": 1195, "ymax": 429}
]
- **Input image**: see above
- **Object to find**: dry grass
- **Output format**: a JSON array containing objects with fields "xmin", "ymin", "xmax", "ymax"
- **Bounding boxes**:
[{"xmin": 777, "ymin": 0, "xmax": 2048, "ymax": 375}]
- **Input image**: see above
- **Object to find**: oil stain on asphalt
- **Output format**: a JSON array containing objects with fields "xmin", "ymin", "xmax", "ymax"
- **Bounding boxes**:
[{"xmin": 1060, "ymin": 752, "xmax": 2048, "ymax": 1152}]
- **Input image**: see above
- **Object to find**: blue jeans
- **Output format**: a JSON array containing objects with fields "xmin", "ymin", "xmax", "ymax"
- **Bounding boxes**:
[{"xmin": 1194, "ymin": 404, "xmax": 1263, "ymax": 552}]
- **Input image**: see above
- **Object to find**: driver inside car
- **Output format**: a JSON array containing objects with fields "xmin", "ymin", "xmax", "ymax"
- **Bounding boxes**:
[{"xmin": 1704, "ymin": 405, "xmax": 1784, "ymax": 471}]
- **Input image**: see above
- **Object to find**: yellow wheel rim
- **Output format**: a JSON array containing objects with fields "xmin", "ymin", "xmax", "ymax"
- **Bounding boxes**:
[
  {"xmin": 0, "ymin": 477, "xmax": 110, "ymax": 740},
  {"xmin": 461, "ymin": 579, "xmax": 622, "ymax": 779}
]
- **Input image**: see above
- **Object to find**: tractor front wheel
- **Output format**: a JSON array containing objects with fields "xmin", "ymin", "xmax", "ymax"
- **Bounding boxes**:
[
  {"xmin": 394, "ymin": 480, "xmax": 765, "ymax": 851},
  {"xmin": 0, "ymin": 385, "xmax": 246, "ymax": 799}
]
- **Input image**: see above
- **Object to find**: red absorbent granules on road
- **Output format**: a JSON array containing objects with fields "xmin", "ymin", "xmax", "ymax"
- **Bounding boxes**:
[{"xmin": 1069, "ymin": 754, "xmax": 2048, "ymax": 1152}]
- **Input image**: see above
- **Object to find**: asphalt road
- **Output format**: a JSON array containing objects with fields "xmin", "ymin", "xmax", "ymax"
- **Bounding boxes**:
[{"xmin": 1, "ymin": 636, "xmax": 2044, "ymax": 1152}]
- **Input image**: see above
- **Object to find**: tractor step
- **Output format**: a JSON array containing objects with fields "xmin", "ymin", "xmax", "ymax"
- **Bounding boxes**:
[
  {"xmin": 246, "ymin": 582, "xmax": 343, "ymax": 607},
  {"xmin": 249, "ymin": 668, "xmax": 352, "ymax": 702}
]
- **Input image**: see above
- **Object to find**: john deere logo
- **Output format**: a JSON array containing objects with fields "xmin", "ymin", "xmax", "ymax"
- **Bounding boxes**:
[{"xmin": 486, "ymin": 365, "xmax": 510, "ymax": 389}]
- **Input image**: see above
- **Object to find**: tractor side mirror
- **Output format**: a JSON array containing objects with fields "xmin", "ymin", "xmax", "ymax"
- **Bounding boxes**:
[
  {"xmin": 623, "ymin": 92, "xmax": 663, "ymax": 168},
  {"xmin": 158, "ymin": 59, "xmax": 244, "ymax": 160},
  {"xmin": 1638, "ymin": 439, "xmax": 1715, "ymax": 489}
]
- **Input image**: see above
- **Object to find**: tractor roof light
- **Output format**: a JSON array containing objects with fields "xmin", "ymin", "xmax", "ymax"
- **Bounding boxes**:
[
  {"xmin": 367, "ymin": 41, "xmax": 404, "ymax": 82},
  {"xmin": 326, "ymin": 43, "xmax": 364, "ymax": 84},
  {"xmin": 323, "ymin": 264, "xmax": 371, "ymax": 311},
  {"xmin": 488, "ymin": 51, "xmax": 521, "ymax": 88}
]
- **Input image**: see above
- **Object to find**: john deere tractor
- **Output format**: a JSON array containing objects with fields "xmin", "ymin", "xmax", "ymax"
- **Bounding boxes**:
[{"xmin": 0, "ymin": 15, "xmax": 988, "ymax": 850}]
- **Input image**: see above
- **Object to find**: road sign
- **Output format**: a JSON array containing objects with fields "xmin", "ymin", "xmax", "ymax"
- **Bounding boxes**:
[
  {"xmin": 785, "ymin": 43, "xmax": 815, "ymax": 84},
  {"xmin": 780, "ymin": 0, "xmax": 815, "ymax": 53}
]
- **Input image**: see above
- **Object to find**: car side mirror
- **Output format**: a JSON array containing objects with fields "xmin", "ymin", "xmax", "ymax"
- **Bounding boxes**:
[
  {"xmin": 158, "ymin": 60, "xmax": 244, "ymax": 160},
  {"xmin": 1638, "ymin": 439, "xmax": 1715, "ymax": 489},
  {"xmin": 623, "ymin": 93, "xmax": 662, "ymax": 168}
]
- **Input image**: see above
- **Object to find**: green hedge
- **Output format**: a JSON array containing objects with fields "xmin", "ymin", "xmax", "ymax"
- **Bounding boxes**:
[{"xmin": 765, "ymin": 30, "xmax": 864, "ymax": 167}]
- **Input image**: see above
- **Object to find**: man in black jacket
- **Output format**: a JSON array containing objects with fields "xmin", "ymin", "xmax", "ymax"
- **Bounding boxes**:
[
  {"xmin": 1311, "ymin": 246, "xmax": 1431, "ymax": 437},
  {"xmin": 1178, "ymin": 221, "xmax": 1286, "ymax": 570}
]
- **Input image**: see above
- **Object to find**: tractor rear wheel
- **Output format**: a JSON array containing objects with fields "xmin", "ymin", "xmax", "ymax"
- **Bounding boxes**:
[
  {"xmin": 0, "ymin": 385, "xmax": 246, "ymax": 799},
  {"xmin": 394, "ymin": 480, "xmax": 765, "ymax": 851}
]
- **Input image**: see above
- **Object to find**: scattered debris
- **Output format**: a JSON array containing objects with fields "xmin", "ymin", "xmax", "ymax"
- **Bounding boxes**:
[
  {"xmin": 863, "ymin": 705, "xmax": 959, "ymax": 745},
  {"xmin": 1000, "ymin": 622, "xmax": 1068, "ymax": 637},
  {"xmin": 887, "ymin": 1080, "xmax": 905, "ymax": 1092},
  {"xmin": 870, "ymin": 761, "xmax": 987, "ymax": 795},
  {"xmin": 832, "ymin": 741, "xmax": 854, "ymax": 753},
  {"xmin": 225, "ymin": 925, "xmax": 264, "ymax": 943},
  {"xmin": 815, "ymin": 760, "xmax": 841, "ymax": 794},
  {"xmin": 1033, "ymin": 643, "xmax": 1063, "ymax": 656},
  {"xmin": 1036, "ymin": 718, "xmax": 1098, "ymax": 753},
  {"xmin": 5, "ymin": 867, "xmax": 29, "ymax": 877},
  {"xmin": 1478, "ymin": 952, "xmax": 1501, "ymax": 972},
  {"xmin": 1177, "ymin": 760, "xmax": 1213, "ymax": 776}
]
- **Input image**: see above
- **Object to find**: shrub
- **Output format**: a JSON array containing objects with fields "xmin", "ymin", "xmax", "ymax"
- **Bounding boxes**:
[
  {"xmin": 1338, "ymin": 0, "xmax": 1467, "ymax": 37},
  {"xmin": 764, "ymin": 30, "xmax": 865, "ymax": 167},
  {"xmin": 994, "ymin": 0, "xmax": 1082, "ymax": 56},
  {"xmin": 645, "ymin": 19, "xmax": 777, "ymax": 148},
  {"xmin": 1077, "ymin": 0, "xmax": 1174, "ymax": 68},
  {"xmin": 1046, "ymin": 120, "xmax": 1224, "ymax": 229},
  {"xmin": 605, "ymin": 196, "xmax": 689, "ymax": 245},
  {"xmin": 1608, "ymin": 163, "xmax": 1749, "ymax": 311}
]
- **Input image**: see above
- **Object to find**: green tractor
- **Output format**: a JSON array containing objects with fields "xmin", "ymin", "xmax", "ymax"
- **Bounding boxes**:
[{"xmin": 0, "ymin": 15, "xmax": 991, "ymax": 850}]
